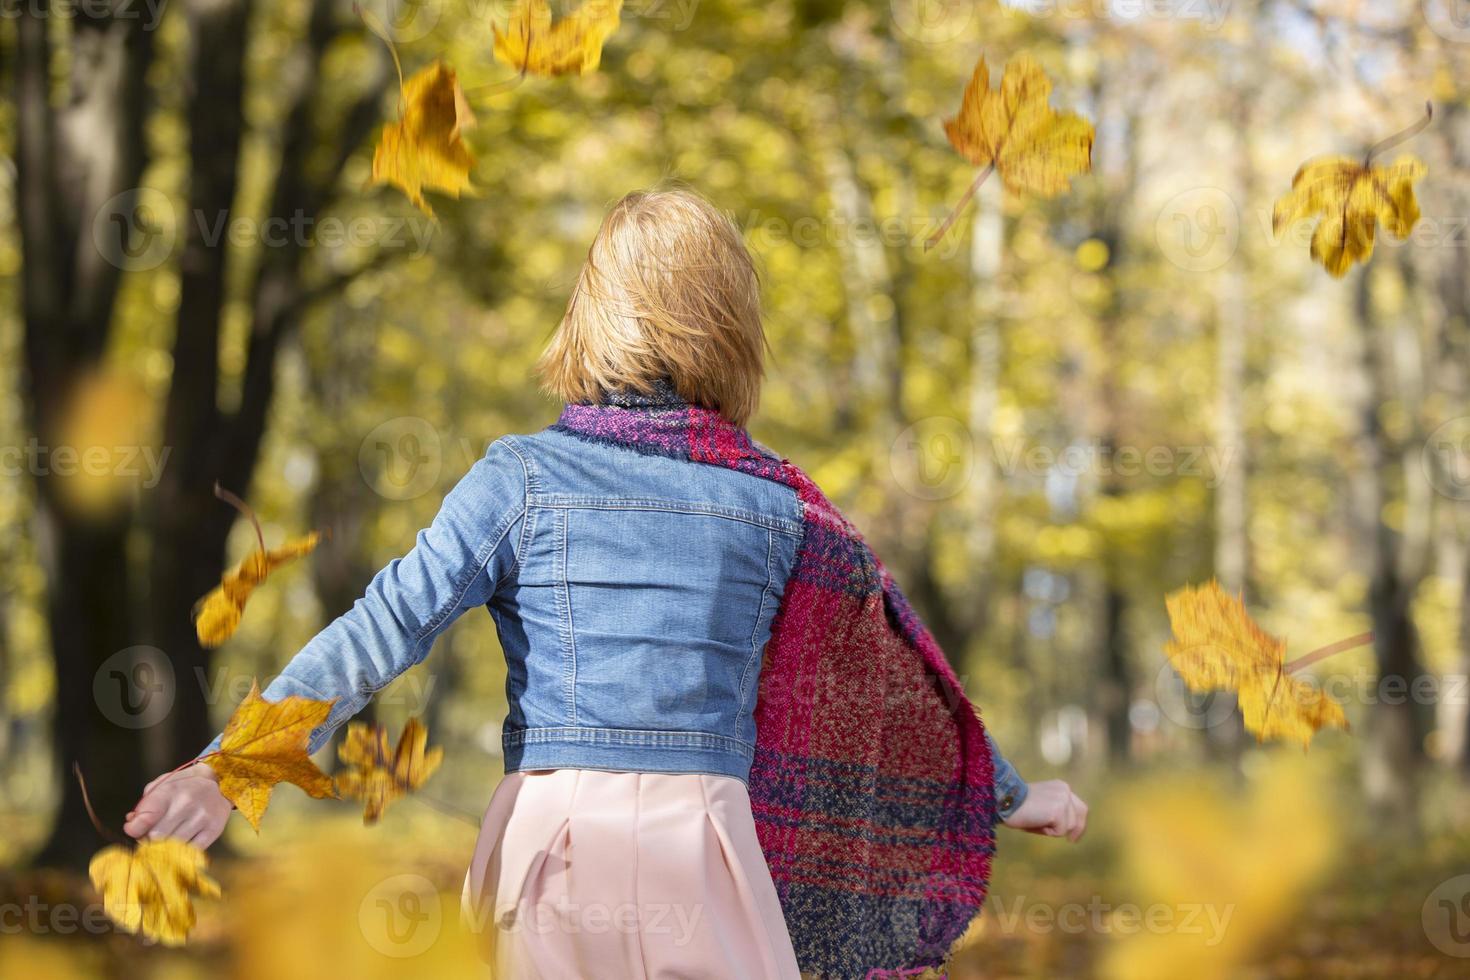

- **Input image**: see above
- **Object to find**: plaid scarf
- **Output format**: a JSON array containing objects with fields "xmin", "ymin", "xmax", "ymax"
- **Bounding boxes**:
[{"xmin": 553, "ymin": 386, "xmax": 997, "ymax": 978}]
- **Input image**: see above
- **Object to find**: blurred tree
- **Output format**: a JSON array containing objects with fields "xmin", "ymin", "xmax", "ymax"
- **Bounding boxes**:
[{"xmin": 11, "ymin": 0, "xmax": 388, "ymax": 866}]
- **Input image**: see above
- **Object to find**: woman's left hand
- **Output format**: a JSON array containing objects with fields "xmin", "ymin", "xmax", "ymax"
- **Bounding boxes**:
[{"xmin": 1001, "ymin": 779, "xmax": 1088, "ymax": 842}]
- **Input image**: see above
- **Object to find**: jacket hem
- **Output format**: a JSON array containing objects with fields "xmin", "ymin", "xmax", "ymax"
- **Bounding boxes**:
[{"xmin": 503, "ymin": 726, "xmax": 754, "ymax": 783}]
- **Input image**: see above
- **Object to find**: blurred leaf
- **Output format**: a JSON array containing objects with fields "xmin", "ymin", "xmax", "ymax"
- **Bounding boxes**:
[
  {"xmin": 943, "ymin": 53, "xmax": 1093, "ymax": 195},
  {"xmin": 1272, "ymin": 154, "xmax": 1425, "ymax": 278},
  {"xmin": 1164, "ymin": 581, "xmax": 1348, "ymax": 747},
  {"xmin": 928, "ymin": 53, "xmax": 1092, "ymax": 247},
  {"xmin": 370, "ymin": 62, "xmax": 477, "ymax": 217},
  {"xmin": 88, "ymin": 838, "xmax": 220, "ymax": 946},
  {"xmin": 492, "ymin": 0, "xmax": 623, "ymax": 77},
  {"xmin": 335, "ymin": 717, "xmax": 443, "ymax": 824},
  {"xmin": 193, "ymin": 486, "xmax": 320, "ymax": 647}
]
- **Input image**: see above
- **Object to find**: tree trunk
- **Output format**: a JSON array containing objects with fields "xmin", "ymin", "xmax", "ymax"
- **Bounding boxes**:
[
  {"xmin": 16, "ymin": 1, "xmax": 157, "ymax": 868},
  {"xmin": 1351, "ymin": 271, "xmax": 1427, "ymax": 822}
]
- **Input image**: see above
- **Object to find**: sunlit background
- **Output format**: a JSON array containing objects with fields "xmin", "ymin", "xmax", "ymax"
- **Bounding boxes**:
[{"xmin": 2, "ymin": 0, "xmax": 1470, "ymax": 976}]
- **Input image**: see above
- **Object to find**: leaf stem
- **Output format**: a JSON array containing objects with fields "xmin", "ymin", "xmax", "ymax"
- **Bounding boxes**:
[
  {"xmin": 214, "ymin": 482, "xmax": 264, "ymax": 554},
  {"xmin": 354, "ymin": 2, "xmax": 406, "ymax": 113},
  {"xmin": 1365, "ymin": 101, "xmax": 1432, "ymax": 165},
  {"xmin": 925, "ymin": 163, "xmax": 995, "ymax": 252},
  {"xmin": 74, "ymin": 763, "xmax": 127, "ymax": 846},
  {"xmin": 1284, "ymin": 631, "xmax": 1374, "ymax": 674}
]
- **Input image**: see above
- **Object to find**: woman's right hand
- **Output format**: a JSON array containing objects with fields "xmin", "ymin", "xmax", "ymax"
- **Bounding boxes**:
[
  {"xmin": 123, "ymin": 761, "xmax": 233, "ymax": 849},
  {"xmin": 1001, "ymin": 779, "xmax": 1088, "ymax": 842}
]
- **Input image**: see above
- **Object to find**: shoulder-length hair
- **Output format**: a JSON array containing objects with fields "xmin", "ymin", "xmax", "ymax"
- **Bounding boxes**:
[{"xmin": 536, "ymin": 187, "xmax": 766, "ymax": 426}]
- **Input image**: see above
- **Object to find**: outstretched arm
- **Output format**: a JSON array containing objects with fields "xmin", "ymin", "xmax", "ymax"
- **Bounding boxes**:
[{"xmin": 125, "ymin": 438, "xmax": 528, "ymax": 846}]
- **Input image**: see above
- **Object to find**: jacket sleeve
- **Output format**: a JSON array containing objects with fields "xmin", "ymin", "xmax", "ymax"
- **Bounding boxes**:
[
  {"xmin": 198, "ymin": 438, "xmax": 528, "ymax": 757},
  {"xmin": 987, "ymin": 731, "xmax": 1029, "ymax": 820}
]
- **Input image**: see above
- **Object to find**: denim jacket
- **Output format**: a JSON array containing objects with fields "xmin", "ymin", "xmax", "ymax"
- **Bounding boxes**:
[{"xmin": 202, "ymin": 426, "xmax": 1030, "ymax": 817}]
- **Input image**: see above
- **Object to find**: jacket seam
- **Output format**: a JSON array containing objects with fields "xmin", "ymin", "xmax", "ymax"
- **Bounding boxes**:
[
  {"xmin": 502, "ymin": 726, "xmax": 755, "ymax": 754},
  {"xmin": 496, "ymin": 437, "xmax": 534, "ymax": 589},
  {"xmin": 555, "ymin": 509, "xmax": 579, "ymax": 724},
  {"xmin": 529, "ymin": 495, "xmax": 803, "ymax": 535},
  {"xmin": 735, "ymin": 526, "xmax": 776, "ymax": 736}
]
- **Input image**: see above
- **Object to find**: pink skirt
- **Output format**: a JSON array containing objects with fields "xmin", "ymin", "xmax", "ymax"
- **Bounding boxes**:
[{"xmin": 460, "ymin": 769, "xmax": 802, "ymax": 979}]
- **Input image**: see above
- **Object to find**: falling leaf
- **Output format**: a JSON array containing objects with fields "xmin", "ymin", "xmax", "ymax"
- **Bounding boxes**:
[
  {"xmin": 1164, "ymin": 580, "xmax": 1348, "ymax": 747},
  {"xmin": 370, "ymin": 61, "xmax": 478, "ymax": 217},
  {"xmin": 1272, "ymin": 154, "xmax": 1426, "ymax": 278},
  {"xmin": 492, "ymin": 0, "xmax": 623, "ymax": 77},
  {"xmin": 192, "ymin": 485, "xmax": 320, "ymax": 648},
  {"xmin": 202, "ymin": 680, "xmax": 338, "ymax": 830},
  {"xmin": 1272, "ymin": 103, "xmax": 1433, "ymax": 278},
  {"xmin": 927, "ymin": 53, "xmax": 1093, "ymax": 248},
  {"xmin": 335, "ymin": 718, "xmax": 444, "ymax": 824},
  {"xmin": 88, "ymin": 838, "xmax": 221, "ymax": 946}
]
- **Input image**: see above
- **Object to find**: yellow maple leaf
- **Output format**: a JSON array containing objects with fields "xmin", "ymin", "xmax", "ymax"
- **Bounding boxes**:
[
  {"xmin": 927, "ymin": 53, "xmax": 1093, "ymax": 249},
  {"xmin": 371, "ymin": 61, "xmax": 477, "ymax": 218},
  {"xmin": 1272, "ymin": 154, "xmax": 1426, "ymax": 278},
  {"xmin": 943, "ymin": 54, "xmax": 1094, "ymax": 197},
  {"xmin": 88, "ymin": 838, "xmax": 221, "ymax": 946},
  {"xmin": 202, "ymin": 680, "xmax": 338, "ymax": 830},
  {"xmin": 193, "ymin": 533, "xmax": 320, "ymax": 648},
  {"xmin": 334, "ymin": 717, "xmax": 444, "ymax": 824},
  {"xmin": 1164, "ymin": 581, "xmax": 1348, "ymax": 747},
  {"xmin": 492, "ymin": 0, "xmax": 623, "ymax": 77}
]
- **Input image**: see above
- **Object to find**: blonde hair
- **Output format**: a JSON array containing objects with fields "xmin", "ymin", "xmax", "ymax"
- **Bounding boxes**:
[{"xmin": 536, "ymin": 187, "xmax": 766, "ymax": 426}]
